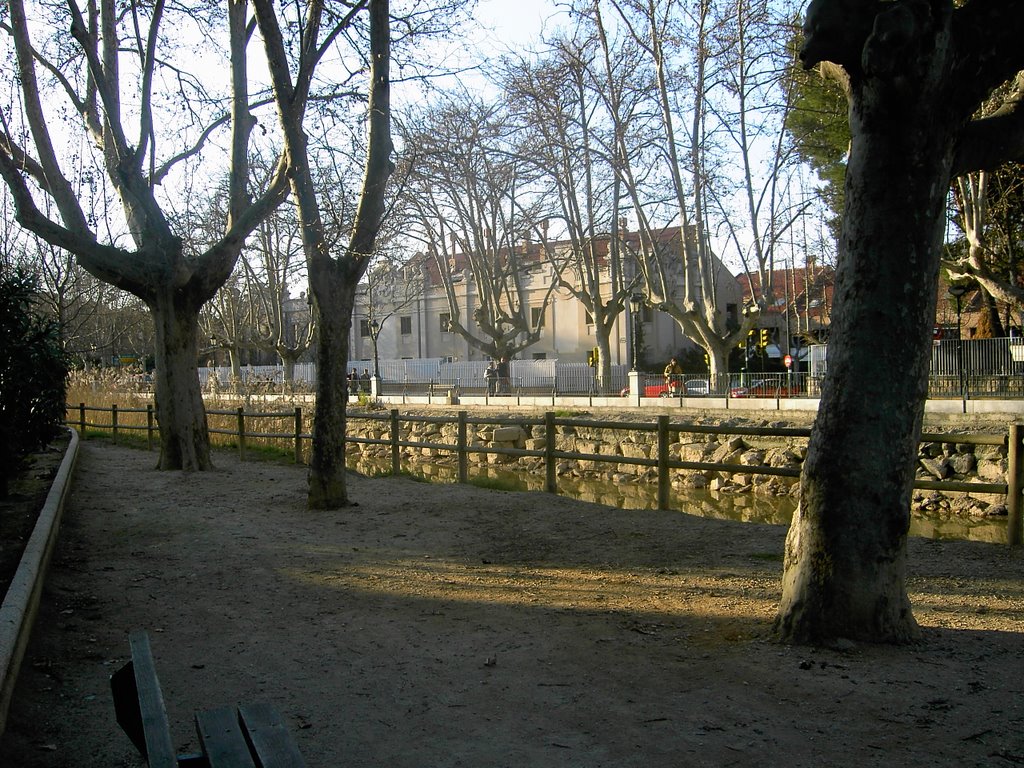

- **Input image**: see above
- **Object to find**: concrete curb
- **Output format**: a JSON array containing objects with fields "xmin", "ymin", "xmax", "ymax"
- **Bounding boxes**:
[{"xmin": 0, "ymin": 428, "xmax": 80, "ymax": 739}]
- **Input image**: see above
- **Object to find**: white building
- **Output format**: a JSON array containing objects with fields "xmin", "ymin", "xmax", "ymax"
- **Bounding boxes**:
[{"xmin": 351, "ymin": 226, "xmax": 744, "ymax": 370}]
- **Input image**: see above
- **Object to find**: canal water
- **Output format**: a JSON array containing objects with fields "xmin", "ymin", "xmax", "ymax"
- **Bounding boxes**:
[{"xmin": 349, "ymin": 457, "xmax": 1008, "ymax": 544}]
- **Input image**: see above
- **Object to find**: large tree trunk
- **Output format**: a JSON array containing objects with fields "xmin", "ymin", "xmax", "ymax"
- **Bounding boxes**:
[
  {"xmin": 307, "ymin": 274, "xmax": 356, "ymax": 509},
  {"xmin": 150, "ymin": 290, "xmax": 211, "ymax": 470},
  {"xmin": 775, "ymin": 79, "xmax": 956, "ymax": 642}
]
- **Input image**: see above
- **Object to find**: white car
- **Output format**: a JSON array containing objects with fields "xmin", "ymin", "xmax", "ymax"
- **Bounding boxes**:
[{"xmin": 684, "ymin": 378, "xmax": 710, "ymax": 396}]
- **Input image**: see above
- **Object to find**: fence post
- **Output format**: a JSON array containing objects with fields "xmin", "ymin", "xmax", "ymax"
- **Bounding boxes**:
[
  {"xmin": 1008, "ymin": 424, "xmax": 1022, "ymax": 546},
  {"xmin": 79, "ymin": 403, "xmax": 86, "ymax": 438},
  {"xmin": 146, "ymin": 404, "xmax": 154, "ymax": 451},
  {"xmin": 236, "ymin": 407, "xmax": 246, "ymax": 461},
  {"xmin": 294, "ymin": 407, "xmax": 302, "ymax": 464},
  {"xmin": 657, "ymin": 415, "xmax": 670, "ymax": 511},
  {"xmin": 390, "ymin": 409, "xmax": 401, "ymax": 476},
  {"xmin": 545, "ymin": 411, "xmax": 557, "ymax": 494},
  {"xmin": 457, "ymin": 410, "xmax": 468, "ymax": 484},
  {"xmin": 111, "ymin": 404, "xmax": 118, "ymax": 443}
]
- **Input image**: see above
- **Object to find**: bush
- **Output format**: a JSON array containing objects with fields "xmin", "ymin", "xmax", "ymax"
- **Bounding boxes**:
[{"xmin": 0, "ymin": 269, "xmax": 69, "ymax": 496}]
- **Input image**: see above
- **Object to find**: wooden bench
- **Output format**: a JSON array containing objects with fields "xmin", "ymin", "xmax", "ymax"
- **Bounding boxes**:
[{"xmin": 110, "ymin": 630, "xmax": 306, "ymax": 768}]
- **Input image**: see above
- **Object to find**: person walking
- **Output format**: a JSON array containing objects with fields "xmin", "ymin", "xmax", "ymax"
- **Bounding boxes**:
[
  {"xmin": 663, "ymin": 357, "xmax": 683, "ymax": 395},
  {"xmin": 485, "ymin": 360, "xmax": 498, "ymax": 396},
  {"xmin": 496, "ymin": 356, "xmax": 511, "ymax": 395}
]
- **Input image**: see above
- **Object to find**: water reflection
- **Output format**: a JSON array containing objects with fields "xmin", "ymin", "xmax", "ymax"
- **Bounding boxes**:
[{"xmin": 350, "ymin": 457, "xmax": 1008, "ymax": 543}]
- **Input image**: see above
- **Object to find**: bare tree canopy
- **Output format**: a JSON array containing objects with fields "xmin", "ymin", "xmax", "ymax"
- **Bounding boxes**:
[{"xmin": 0, "ymin": 0, "xmax": 289, "ymax": 469}]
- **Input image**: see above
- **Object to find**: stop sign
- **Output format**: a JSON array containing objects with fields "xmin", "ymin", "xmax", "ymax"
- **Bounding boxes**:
[{"xmin": 783, "ymin": 354, "xmax": 793, "ymax": 369}]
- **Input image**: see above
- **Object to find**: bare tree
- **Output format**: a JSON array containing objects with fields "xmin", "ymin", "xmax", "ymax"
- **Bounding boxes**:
[
  {"xmin": 500, "ymin": 38, "xmax": 642, "ymax": 391},
  {"xmin": 401, "ymin": 94, "xmax": 557, "ymax": 360},
  {"xmin": 583, "ymin": 0, "xmax": 804, "ymax": 381},
  {"xmin": 945, "ymin": 157, "xmax": 1024, "ymax": 317},
  {"xmin": 776, "ymin": 0, "xmax": 1024, "ymax": 643},
  {"xmin": 242, "ymin": 201, "xmax": 315, "ymax": 387},
  {"xmin": 201, "ymin": 271, "xmax": 252, "ymax": 388},
  {"xmin": 0, "ymin": 0, "xmax": 288, "ymax": 469},
  {"xmin": 251, "ymin": 0, "xmax": 394, "ymax": 509}
]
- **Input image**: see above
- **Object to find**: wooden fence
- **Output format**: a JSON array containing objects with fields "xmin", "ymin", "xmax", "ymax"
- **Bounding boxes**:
[{"xmin": 68, "ymin": 402, "xmax": 1022, "ymax": 545}]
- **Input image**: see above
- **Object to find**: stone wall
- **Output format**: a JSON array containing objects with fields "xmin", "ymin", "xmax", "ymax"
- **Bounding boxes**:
[{"xmin": 345, "ymin": 409, "xmax": 1009, "ymax": 519}]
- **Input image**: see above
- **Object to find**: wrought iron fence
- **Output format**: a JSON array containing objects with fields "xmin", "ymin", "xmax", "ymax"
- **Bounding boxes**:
[{"xmin": 197, "ymin": 336, "xmax": 1024, "ymax": 400}]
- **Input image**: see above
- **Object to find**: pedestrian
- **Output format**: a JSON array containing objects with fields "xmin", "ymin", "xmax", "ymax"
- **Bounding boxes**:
[
  {"xmin": 484, "ymin": 360, "xmax": 498, "ymax": 396},
  {"xmin": 496, "ymin": 356, "xmax": 511, "ymax": 394},
  {"xmin": 348, "ymin": 370, "xmax": 358, "ymax": 396},
  {"xmin": 360, "ymin": 368, "xmax": 371, "ymax": 393},
  {"xmin": 663, "ymin": 357, "xmax": 683, "ymax": 395}
]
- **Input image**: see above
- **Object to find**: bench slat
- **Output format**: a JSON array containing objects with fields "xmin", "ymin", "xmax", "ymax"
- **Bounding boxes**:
[
  {"xmin": 195, "ymin": 705, "xmax": 257, "ymax": 768},
  {"xmin": 238, "ymin": 702, "xmax": 307, "ymax": 768},
  {"xmin": 126, "ymin": 631, "xmax": 179, "ymax": 768}
]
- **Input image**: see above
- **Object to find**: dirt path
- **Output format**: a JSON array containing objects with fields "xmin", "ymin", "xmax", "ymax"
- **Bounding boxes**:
[{"xmin": 1, "ymin": 440, "xmax": 1022, "ymax": 767}]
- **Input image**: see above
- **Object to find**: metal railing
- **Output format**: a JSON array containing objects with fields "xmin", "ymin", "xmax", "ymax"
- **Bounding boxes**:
[{"xmin": 197, "ymin": 336, "xmax": 1024, "ymax": 401}]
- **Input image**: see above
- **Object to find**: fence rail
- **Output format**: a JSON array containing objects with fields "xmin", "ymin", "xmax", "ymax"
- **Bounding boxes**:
[{"xmin": 67, "ymin": 402, "xmax": 1022, "ymax": 545}]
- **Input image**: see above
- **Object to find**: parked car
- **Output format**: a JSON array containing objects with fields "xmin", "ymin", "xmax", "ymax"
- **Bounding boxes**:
[
  {"xmin": 729, "ymin": 379, "xmax": 802, "ymax": 398},
  {"xmin": 620, "ymin": 377, "xmax": 712, "ymax": 397},
  {"xmin": 684, "ymin": 378, "xmax": 710, "ymax": 396},
  {"xmin": 619, "ymin": 383, "xmax": 673, "ymax": 397}
]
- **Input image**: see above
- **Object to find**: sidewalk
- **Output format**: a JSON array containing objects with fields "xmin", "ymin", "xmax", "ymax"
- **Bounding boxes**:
[{"xmin": 0, "ymin": 440, "xmax": 1021, "ymax": 767}]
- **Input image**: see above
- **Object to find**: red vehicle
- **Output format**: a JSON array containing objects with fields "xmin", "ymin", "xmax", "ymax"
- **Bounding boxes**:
[
  {"xmin": 619, "ymin": 383, "xmax": 675, "ymax": 397},
  {"xmin": 621, "ymin": 378, "xmax": 710, "ymax": 397}
]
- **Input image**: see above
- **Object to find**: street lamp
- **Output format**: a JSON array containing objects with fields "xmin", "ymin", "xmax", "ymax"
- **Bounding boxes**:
[
  {"xmin": 948, "ymin": 283, "xmax": 968, "ymax": 403},
  {"xmin": 369, "ymin": 318, "xmax": 381, "ymax": 379},
  {"xmin": 630, "ymin": 292, "xmax": 644, "ymax": 371}
]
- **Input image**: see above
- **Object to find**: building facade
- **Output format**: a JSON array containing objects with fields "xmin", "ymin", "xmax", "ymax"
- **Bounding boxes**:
[{"xmin": 350, "ymin": 227, "xmax": 745, "ymax": 371}]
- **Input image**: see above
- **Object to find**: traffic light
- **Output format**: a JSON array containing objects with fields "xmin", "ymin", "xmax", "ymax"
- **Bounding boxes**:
[
  {"xmin": 759, "ymin": 329, "xmax": 769, "ymax": 349},
  {"xmin": 587, "ymin": 350, "xmax": 595, "ymax": 367}
]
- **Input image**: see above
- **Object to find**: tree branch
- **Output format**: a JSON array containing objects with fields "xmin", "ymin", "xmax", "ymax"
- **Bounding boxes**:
[
  {"xmin": 134, "ymin": 0, "xmax": 165, "ymax": 168},
  {"xmin": 348, "ymin": 0, "xmax": 395, "ymax": 264},
  {"xmin": 952, "ymin": 71, "xmax": 1024, "ymax": 176},
  {"xmin": 6, "ymin": 0, "xmax": 92, "ymax": 235},
  {"xmin": 0, "ymin": 149, "xmax": 147, "ymax": 293},
  {"xmin": 66, "ymin": 0, "xmax": 133, "ymax": 167},
  {"xmin": 951, "ymin": 0, "xmax": 1024, "ymax": 115}
]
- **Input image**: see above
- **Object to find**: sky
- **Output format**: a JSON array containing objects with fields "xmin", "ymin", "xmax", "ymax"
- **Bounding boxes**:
[{"xmin": 473, "ymin": 0, "xmax": 565, "ymax": 49}]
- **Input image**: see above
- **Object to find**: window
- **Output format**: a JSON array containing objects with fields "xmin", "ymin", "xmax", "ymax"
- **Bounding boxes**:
[
  {"xmin": 532, "ymin": 352, "xmax": 547, "ymax": 360},
  {"xmin": 439, "ymin": 312, "xmax": 451, "ymax": 333},
  {"xmin": 400, "ymin": 316, "xmax": 412, "ymax": 335},
  {"xmin": 585, "ymin": 309, "xmax": 594, "ymax": 326},
  {"xmin": 531, "ymin": 306, "xmax": 545, "ymax": 328},
  {"xmin": 359, "ymin": 319, "xmax": 370, "ymax": 337},
  {"xmin": 726, "ymin": 303, "xmax": 738, "ymax": 332}
]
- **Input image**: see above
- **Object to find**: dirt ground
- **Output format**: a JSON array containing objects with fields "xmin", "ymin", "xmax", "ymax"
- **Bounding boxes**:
[{"xmin": 0, "ymin": 439, "xmax": 1022, "ymax": 768}]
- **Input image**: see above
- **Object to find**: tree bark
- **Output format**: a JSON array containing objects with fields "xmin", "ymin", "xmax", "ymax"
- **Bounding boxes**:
[
  {"xmin": 150, "ymin": 289, "xmax": 211, "ymax": 470},
  {"xmin": 253, "ymin": 0, "xmax": 392, "ymax": 508},
  {"xmin": 776, "ymin": 2, "xmax": 963, "ymax": 643},
  {"xmin": 307, "ymin": 277, "xmax": 356, "ymax": 508}
]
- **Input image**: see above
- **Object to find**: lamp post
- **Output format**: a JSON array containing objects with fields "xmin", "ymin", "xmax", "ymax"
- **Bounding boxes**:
[
  {"xmin": 369, "ymin": 318, "xmax": 381, "ymax": 386},
  {"xmin": 629, "ymin": 292, "xmax": 644, "ymax": 371},
  {"xmin": 948, "ymin": 284, "xmax": 968, "ymax": 405}
]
